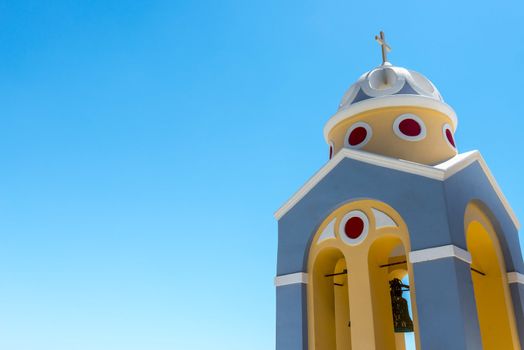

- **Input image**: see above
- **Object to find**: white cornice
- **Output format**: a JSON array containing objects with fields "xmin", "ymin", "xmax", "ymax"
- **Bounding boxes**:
[
  {"xmin": 507, "ymin": 272, "xmax": 524, "ymax": 285},
  {"xmin": 274, "ymin": 149, "xmax": 520, "ymax": 230},
  {"xmin": 323, "ymin": 95, "xmax": 458, "ymax": 142},
  {"xmin": 409, "ymin": 245, "xmax": 472, "ymax": 264},
  {"xmin": 274, "ymin": 272, "xmax": 308, "ymax": 287}
]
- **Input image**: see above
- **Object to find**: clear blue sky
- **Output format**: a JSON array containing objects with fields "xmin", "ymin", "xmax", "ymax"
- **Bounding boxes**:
[{"xmin": 0, "ymin": 1, "xmax": 523, "ymax": 349}]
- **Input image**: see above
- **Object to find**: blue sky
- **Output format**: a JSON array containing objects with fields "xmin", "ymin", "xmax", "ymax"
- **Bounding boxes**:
[{"xmin": 0, "ymin": 0, "xmax": 523, "ymax": 349}]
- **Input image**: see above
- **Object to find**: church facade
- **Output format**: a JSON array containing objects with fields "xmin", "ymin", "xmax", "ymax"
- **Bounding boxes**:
[{"xmin": 274, "ymin": 34, "xmax": 524, "ymax": 350}]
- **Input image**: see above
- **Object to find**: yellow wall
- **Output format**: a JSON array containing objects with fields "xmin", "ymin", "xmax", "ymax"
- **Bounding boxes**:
[
  {"xmin": 308, "ymin": 200, "xmax": 420, "ymax": 350},
  {"xmin": 327, "ymin": 106, "xmax": 457, "ymax": 165},
  {"xmin": 311, "ymin": 248, "xmax": 345, "ymax": 350},
  {"xmin": 465, "ymin": 203, "xmax": 521, "ymax": 350}
]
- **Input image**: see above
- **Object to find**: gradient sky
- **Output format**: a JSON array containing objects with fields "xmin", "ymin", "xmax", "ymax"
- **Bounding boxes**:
[{"xmin": 0, "ymin": 1, "xmax": 523, "ymax": 349}]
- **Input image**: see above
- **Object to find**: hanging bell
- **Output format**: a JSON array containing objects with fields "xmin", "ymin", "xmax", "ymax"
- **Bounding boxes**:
[{"xmin": 389, "ymin": 278, "xmax": 414, "ymax": 333}]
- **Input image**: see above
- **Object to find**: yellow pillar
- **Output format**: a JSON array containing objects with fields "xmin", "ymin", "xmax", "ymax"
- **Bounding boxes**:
[{"xmin": 347, "ymin": 250, "xmax": 377, "ymax": 350}]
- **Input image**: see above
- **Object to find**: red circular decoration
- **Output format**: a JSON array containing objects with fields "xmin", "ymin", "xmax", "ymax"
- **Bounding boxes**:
[
  {"xmin": 445, "ymin": 129, "xmax": 456, "ymax": 147},
  {"xmin": 349, "ymin": 127, "xmax": 368, "ymax": 146},
  {"xmin": 344, "ymin": 216, "xmax": 364, "ymax": 239},
  {"xmin": 398, "ymin": 118, "xmax": 421, "ymax": 137}
]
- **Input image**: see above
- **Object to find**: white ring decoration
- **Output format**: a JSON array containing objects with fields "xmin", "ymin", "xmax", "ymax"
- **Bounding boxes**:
[
  {"xmin": 361, "ymin": 67, "xmax": 406, "ymax": 97},
  {"xmin": 393, "ymin": 114, "xmax": 427, "ymax": 141},
  {"xmin": 339, "ymin": 210, "xmax": 369, "ymax": 246},
  {"xmin": 339, "ymin": 85, "xmax": 359, "ymax": 109},
  {"xmin": 344, "ymin": 122, "xmax": 372, "ymax": 149}
]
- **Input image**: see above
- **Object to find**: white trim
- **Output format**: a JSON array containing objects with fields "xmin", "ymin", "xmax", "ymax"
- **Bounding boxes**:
[
  {"xmin": 507, "ymin": 272, "xmax": 524, "ymax": 285},
  {"xmin": 317, "ymin": 218, "xmax": 336, "ymax": 243},
  {"xmin": 274, "ymin": 149, "xmax": 520, "ymax": 230},
  {"xmin": 432, "ymin": 150, "xmax": 476, "ymax": 175},
  {"xmin": 407, "ymin": 70, "xmax": 439, "ymax": 97},
  {"xmin": 344, "ymin": 122, "xmax": 372, "ymax": 149},
  {"xmin": 274, "ymin": 272, "xmax": 308, "ymax": 286},
  {"xmin": 372, "ymin": 208, "xmax": 398, "ymax": 229},
  {"xmin": 393, "ymin": 114, "xmax": 427, "ymax": 142},
  {"xmin": 324, "ymin": 94, "xmax": 457, "ymax": 142},
  {"xmin": 339, "ymin": 210, "xmax": 369, "ymax": 246},
  {"xmin": 339, "ymin": 85, "xmax": 359, "ymax": 109},
  {"xmin": 409, "ymin": 245, "xmax": 472, "ymax": 264}
]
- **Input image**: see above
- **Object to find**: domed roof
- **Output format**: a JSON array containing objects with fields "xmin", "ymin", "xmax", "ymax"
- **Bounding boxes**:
[
  {"xmin": 324, "ymin": 62, "xmax": 457, "ymax": 141},
  {"xmin": 338, "ymin": 62, "xmax": 443, "ymax": 110}
]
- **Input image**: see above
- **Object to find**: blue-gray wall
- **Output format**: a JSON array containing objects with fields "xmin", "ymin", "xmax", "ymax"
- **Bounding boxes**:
[
  {"xmin": 276, "ymin": 284, "xmax": 308, "ymax": 350},
  {"xmin": 413, "ymin": 257, "xmax": 481, "ymax": 350},
  {"xmin": 276, "ymin": 156, "xmax": 524, "ymax": 349},
  {"xmin": 510, "ymin": 283, "xmax": 524, "ymax": 345},
  {"xmin": 443, "ymin": 162, "xmax": 524, "ymax": 272}
]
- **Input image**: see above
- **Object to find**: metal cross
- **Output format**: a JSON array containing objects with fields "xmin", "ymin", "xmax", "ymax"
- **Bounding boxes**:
[{"xmin": 375, "ymin": 31, "xmax": 391, "ymax": 64}]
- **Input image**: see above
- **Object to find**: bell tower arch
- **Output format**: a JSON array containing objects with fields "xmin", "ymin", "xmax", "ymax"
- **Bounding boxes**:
[
  {"xmin": 465, "ymin": 202, "xmax": 521, "ymax": 349},
  {"xmin": 307, "ymin": 199, "xmax": 419, "ymax": 350}
]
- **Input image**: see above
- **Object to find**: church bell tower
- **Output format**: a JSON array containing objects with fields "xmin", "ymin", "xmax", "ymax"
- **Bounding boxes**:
[{"xmin": 274, "ymin": 32, "xmax": 524, "ymax": 350}]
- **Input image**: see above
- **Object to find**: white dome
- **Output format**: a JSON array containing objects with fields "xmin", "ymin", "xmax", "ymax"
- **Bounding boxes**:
[
  {"xmin": 338, "ymin": 62, "xmax": 443, "ymax": 111},
  {"xmin": 324, "ymin": 62, "xmax": 457, "ymax": 142}
]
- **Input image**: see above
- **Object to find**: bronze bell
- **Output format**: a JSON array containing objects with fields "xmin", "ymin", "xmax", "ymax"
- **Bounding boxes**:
[{"xmin": 389, "ymin": 278, "xmax": 414, "ymax": 333}]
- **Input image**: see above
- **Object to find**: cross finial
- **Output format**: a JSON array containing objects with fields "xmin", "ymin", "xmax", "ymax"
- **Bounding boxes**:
[{"xmin": 375, "ymin": 31, "xmax": 391, "ymax": 64}]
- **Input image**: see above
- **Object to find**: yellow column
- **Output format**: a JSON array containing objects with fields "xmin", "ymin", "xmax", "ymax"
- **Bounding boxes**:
[{"xmin": 347, "ymin": 250, "xmax": 377, "ymax": 350}]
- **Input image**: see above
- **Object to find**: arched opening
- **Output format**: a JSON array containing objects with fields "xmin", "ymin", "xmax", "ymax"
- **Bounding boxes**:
[
  {"xmin": 368, "ymin": 237, "xmax": 416, "ymax": 350},
  {"xmin": 311, "ymin": 247, "xmax": 351, "ymax": 350},
  {"xmin": 307, "ymin": 200, "xmax": 420, "ymax": 350},
  {"xmin": 465, "ymin": 203, "xmax": 520, "ymax": 349}
]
